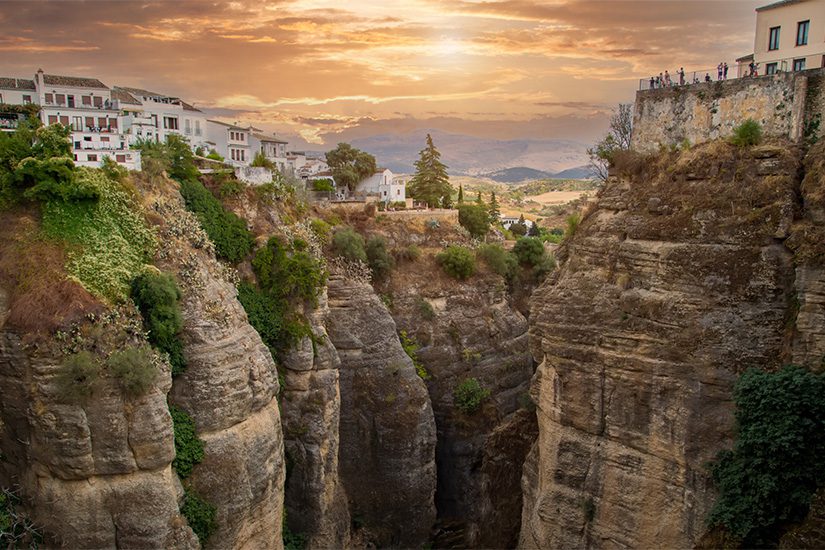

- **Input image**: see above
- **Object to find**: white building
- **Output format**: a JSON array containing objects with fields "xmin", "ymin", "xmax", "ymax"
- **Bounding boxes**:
[
  {"xmin": 206, "ymin": 120, "xmax": 255, "ymax": 167},
  {"xmin": 33, "ymin": 70, "xmax": 140, "ymax": 170},
  {"xmin": 355, "ymin": 168, "xmax": 406, "ymax": 203},
  {"xmin": 738, "ymin": 0, "xmax": 825, "ymax": 76},
  {"xmin": 113, "ymin": 86, "xmax": 208, "ymax": 151},
  {"xmin": 501, "ymin": 216, "xmax": 534, "ymax": 231},
  {"xmin": 0, "ymin": 77, "xmax": 36, "ymax": 108},
  {"xmin": 250, "ymin": 132, "xmax": 288, "ymax": 171}
]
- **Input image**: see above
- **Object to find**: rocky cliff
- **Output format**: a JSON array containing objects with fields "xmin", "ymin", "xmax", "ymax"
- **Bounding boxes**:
[{"xmin": 520, "ymin": 141, "xmax": 811, "ymax": 548}]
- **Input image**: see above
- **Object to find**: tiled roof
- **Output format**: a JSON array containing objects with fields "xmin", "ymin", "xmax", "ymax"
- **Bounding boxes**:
[
  {"xmin": 111, "ymin": 87, "xmax": 141, "ymax": 105},
  {"xmin": 252, "ymin": 132, "xmax": 288, "ymax": 143},
  {"xmin": 43, "ymin": 74, "xmax": 108, "ymax": 89},
  {"xmin": 207, "ymin": 119, "xmax": 249, "ymax": 130},
  {"xmin": 117, "ymin": 86, "xmax": 202, "ymax": 112},
  {"xmin": 181, "ymin": 101, "xmax": 201, "ymax": 112},
  {"xmin": 756, "ymin": 0, "xmax": 800, "ymax": 11},
  {"xmin": 0, "ymin": 77, "xmax": 35, "ymax": 90}
]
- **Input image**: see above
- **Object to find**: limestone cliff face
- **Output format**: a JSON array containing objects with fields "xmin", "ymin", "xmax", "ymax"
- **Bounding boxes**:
[
  {"xmin": 280, "ymin": 291, "xmax": 351, "ymax": 549},
  {"xmin": 154, "ymin": 194, "xmax": 285, "ymax": 550},
  {"xmin": 521, "ymin": 142, "xmax": 800, "ymax": 548},
  {"xmin": 325, "ymin": 274, "xmax": 437, "ymax": 547},
  {"xmin": 390, "ymin": 272, "xmax": 535, "ymax": 548},
  {"xmin": 0, "ymin": 296, "xmax": 198, "ymax": 548}
]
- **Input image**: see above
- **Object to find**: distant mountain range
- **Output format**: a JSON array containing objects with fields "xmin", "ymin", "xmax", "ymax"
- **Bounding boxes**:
[
  {"xmin": 478, "ymin": 165, "xmax": 592, "ymax": 183},
  {"xmin": 349, "ymin": 129, "xmax": 589, "ymax": 177}
]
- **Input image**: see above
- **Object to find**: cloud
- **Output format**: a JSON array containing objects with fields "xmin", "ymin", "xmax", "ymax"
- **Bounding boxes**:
[{"xmin": 0, "ymin": 0, "xmax": 762, "ymax": 147}]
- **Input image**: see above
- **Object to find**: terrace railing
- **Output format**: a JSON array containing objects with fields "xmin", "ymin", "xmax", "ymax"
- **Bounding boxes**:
[{"xmin": 638, "ymin": 57, "xmax": 810, "ymax": 91}]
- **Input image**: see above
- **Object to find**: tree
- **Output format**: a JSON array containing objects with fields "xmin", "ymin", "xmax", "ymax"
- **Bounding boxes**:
[
  {"xmin": 476, "ymin": 191, "xmax": 483, "ymax": 205},
  {"xmin": 458, "ymin": 204, "xmax": 490, "ymax": 238},
  {"xmin": 457, "ymin": 184, "xmax": 464, "ymax": 204},
  {"xmin": 587, "ymin": 103, "xmax": 633, "ymax": 182},
  {"xmin": 528, "ymin": 217, "xmax": 541, "ymax": 237},
  {"xmin": 510, "ymin": 214, "xmax": 528, "ymax": 236},
  {"xmin": 408, "ymin": 134, "xmax": 452, "ymax": 208},
  {"xmin": 488, "ymin": 192, "xmax": 500, "ymax": 223},
  {"xmin": 325, "ymin": 143, "xmax": 377, "ymax": 192}
]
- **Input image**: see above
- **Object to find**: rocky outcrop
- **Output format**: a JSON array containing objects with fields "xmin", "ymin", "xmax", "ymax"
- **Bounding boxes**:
[
  {"xmin": 0, "ymin": 304, "xmax": 198, "ymax": 548},
  {"xmin": 156, "ymin": 194, "xmax": 286, "ymax": 550},
  {"xmin": 281, "ymin": 291, "xmax": 350, "ymax": 549},
  {"xmin": 521, "ymin": 142, "xmax": 800, "ymax": 548},
  {"xmin": 390, "ymin": 275, "xmax": 534, "ymax": 547},
  {"xmin": 325, "ymin": 274, "xmax": 437, "ymax": 547}
]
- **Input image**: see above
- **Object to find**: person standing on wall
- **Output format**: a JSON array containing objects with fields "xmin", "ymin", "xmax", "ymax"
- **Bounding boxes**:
[
  {"xmin": 679, "ymin": 68, "xmax": 685, "ymax": 85},
  {"xmin": 723, "ymin": 62, "xmax": 729, "ymax": 79}
]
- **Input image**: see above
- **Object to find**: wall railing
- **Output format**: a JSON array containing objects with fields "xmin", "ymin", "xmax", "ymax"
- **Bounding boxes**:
[{"xmin": 638, "ymin": 56, "xmax": 812, "ymax": 91}]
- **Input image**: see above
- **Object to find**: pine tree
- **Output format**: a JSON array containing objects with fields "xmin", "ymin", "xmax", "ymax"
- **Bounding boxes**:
[
  {"xmin": 457, "ymin": 184, "xmax": 464, "ymax": 204},
  {"xmin": 408, "ymin": 134, "xmax": 453, "ymax": 208},
  {"xmin": 488, "ymin": 191, "xmax": 500, "ymax": 222}
]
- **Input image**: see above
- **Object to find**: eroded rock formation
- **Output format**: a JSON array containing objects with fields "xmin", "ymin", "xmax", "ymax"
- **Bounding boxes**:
[{"xmin": 521, "ymin": 142, "xmax": 801, "ymax": 548}]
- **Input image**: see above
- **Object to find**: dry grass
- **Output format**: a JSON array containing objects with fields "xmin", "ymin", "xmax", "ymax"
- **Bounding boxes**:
[{"xmin": 0, "ymin": 208, "xmax": 103, "ymax": 333}]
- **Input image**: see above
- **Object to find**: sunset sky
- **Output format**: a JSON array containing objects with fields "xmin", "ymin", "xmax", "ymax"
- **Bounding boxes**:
[{"xmin": 1, "ymin": 0, "xmax": 762, "ymax": 147}]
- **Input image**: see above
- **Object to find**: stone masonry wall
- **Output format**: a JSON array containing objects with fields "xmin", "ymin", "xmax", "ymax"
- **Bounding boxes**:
[{"xmin": 631, "ymin": 69, "xmax": 825, "ymax": 150}]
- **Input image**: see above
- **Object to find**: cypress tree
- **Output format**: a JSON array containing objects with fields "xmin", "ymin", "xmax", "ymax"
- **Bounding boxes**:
[
  {"xmin": 488, "ymin": 192, "xmax": 500, "ymax": 222},
  {"xmin": 476, "ymin": 191, "xmax": 483, "ymax": 205},
  {"xmin": 408, "ymin": 134, "xmax": 453, "ymax": 208},
  {"xmin": 457, "ymin": 184, "xmax": 464, "ymax": 204}
]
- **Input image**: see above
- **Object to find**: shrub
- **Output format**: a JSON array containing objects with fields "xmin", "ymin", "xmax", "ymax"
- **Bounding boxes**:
[
  {"xmin": 169, "ymin": 405, "xmax": 205, "ymax": 479},
  {"xmin": 477, "ymin": 243, "xmax": 518, "ymax": 279},
  {"xmin": 251, "ymin": 151, "xmax": 275, "ymax": 169},
  {"xmin": 136, "ymin": 135, "xmax": 199, "ymax": 183},
  {"xmin": 178, "ymin": 178, "xmax": 254, "ymax": 263},
  {"xmin": 457, "ymin": 204, "xmax": 490, "ymax": 238},
  {"xmin": 106, "ymin": 346, "xmax": 158, "ymax": 398},
  {"xmin": 564, "ymin": 212, "xmax": 581, "ymax": 239},
  {"xmin": 310, "ymin": 178, "xmax": 335, "ymax": 192},
  {"xmin": 707, "ymin": 366, "xmax": 825, "ymax": 546},
  {"xmin": 400, "ymin": 330, "xmax": 429, "ymax": 380},
  {"xmin": 55, "ymin": 351, "xmax": 101, "ymax": 403},
  {"xmin": 453, "ymin": 378, "xmax": 490, "ymax": 414},
  {"xmin": 436, "ymin": 245, "xmax": 475, "ymax": 280},
  {"xmin": 131, "ymin": 271, "xmax": 186, "ymax": 376},
  {"xmin": 533, "ymin": 254, "xmax": 557, "ymax": 281},
  {"xmin": 0, "ymin": 487, "xmax": 41, "ymax": 547},
  {"xmin": 283, "ymin": 510, "xmax": 307, "ymax": 550},
  {"xmin": 206, "ymin": 150, "xmax": 224, "ymax": 162},
  {"xmin": 332, "ymin": 227, "xmax": 367, "ymax": 263},
  {"xmin": 309, "ymin": 218, "xmax": 332, "ymax": 244},
  {"xmin": 395, "ymin": 244, "xmax": 421, "ymax": 262},
  {"xmin": 510, "ymin": 222, "xmax": 528, "ymax": 237},
  {"xmin": 41, "ymin": 169, "xmax": 157, "ymax": 302},
  {"xmin": 730, "ymin": 119, "xmax": 763, "ymax": 147},
  {"xmin": 239, "ymin": 237, "xmax": 325, "ymax": 357},
  {"xmin": 513, "ymin": 237, "xmax": 545, "ymax": 267},
  {"xmin": 219, "ymin": 179, "xmax": 244, "ymax": 199},
  {"xmin": 101, "ymin": 155, "xmax": 128, "ymax": 182},
  {"xmin": 417, "ymin": 297, "xmax": 436, "ymax": 320},
  {"xmin": 181, "ymin": 487, "xmax": 217, "ymax": 546},
  {"xmin": 366, "ymin": 236, "xmax": 395, "ymax": 282}
]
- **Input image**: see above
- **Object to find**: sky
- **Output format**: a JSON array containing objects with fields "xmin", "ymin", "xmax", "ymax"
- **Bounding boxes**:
[{"xmin": 0, "ymin": 0, "xmax": 763, "ymax": 148}]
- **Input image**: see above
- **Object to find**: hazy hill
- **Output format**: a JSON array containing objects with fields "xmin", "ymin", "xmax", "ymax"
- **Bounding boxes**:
[{"xmin": 349, "ymin": 129, "xmax": 588, "ymax": 176}]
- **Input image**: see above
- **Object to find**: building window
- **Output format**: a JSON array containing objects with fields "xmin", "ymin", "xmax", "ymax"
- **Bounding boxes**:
[
  {"xmin": 195, "ymin": 120, "xmax": 201, "ymax": 136},
  {"xmin": 22, "ymin": 95, "xmax": 31, "ymax": 104},
  {"xmin": 101, "ymin": 136, "xmax": 109, "ymax": 142},
  {"xmin": 93, "ymin": 96, "xmax": 103, "ymax": 108},
  {"xmin": 72, "ymin": 116, "xmax": 83, "ymax": 131},
  {"xmin": 163, "ymin": 117, "xmax": 178, "ymax": 130},
  {"xmin": 116, "ymin": 154, "xmax": 126, "ymax": 163},
  {"xmin": 766, "ymin": 62, "xmax": 778, "ymax": 75},
  {"xmin": 48, "ymin": 115, "xmax": 57, "ymax": 124},
  {"xmin": 769, "ymin": 26, "xmax": 781, "ymax": 51},
  {"xmin": 794, "ymin": 58, "xmax": 806, "ymax": 71},
  {"xmin": 56, "ymin": 94, "xmax": 65, "ymax": 105},
  {"xmin": 87, "ymin": 154, "xmax": 98, "ymax": 162},
  {"xmin": 797, "ymin": 20, "xmax": 809, "ymax": 46},
  {"xmin": 45, "ymin": 93, "xmax": 53, "ymax": 104},
  {"xmin": 82, "ymin": 95, "xmax": 92, "ymax": 106},
  {"xmin": 85, "ymin": 116, "xmax": 94, "ymax": 129},
  {"xmin": 184, "ymin": 119, "xmax": 191, "ymax": 135}
]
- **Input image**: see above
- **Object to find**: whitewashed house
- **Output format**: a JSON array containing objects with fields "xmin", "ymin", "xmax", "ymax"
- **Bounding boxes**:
[
  {"xmin": 0, "ymin": 77, "xmax": 36, "ymax": 132},
  {"xmin": 206, "ymin": 120, "xmax": 255, "ymax": 167},
  {"xmin": 250, "ymin": 132, "xmax": 288, "ymax": 171},
  {"xmin": 355, "ymin": 168, "xmax": 406, "ymax": 203},
  {"xmin": 501, "ymin": 216, "xmax": 534, "ymax": 231},
  {"xmin": 113, "ymin": 87, "xmax": 208, "ymax": 151},
  {"xmin": 34, "ymin": 70, "xmax": 140, "ymax": 170}
]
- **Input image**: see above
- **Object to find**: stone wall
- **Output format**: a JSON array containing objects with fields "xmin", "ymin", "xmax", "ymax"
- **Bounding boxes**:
[
  {"xmin": 631, "ymin": 68, "xmax": 825, "ymax": 150},
  {"xmin": 235, "ymin": 166, "xmax": 273, "ymax": 185}
]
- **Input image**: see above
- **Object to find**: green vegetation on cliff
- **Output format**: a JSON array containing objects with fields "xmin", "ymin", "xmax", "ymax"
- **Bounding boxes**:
[
  {"xmin": 131, "ymin": 270, "xmax": 186, "ymax": 376},
  {"xmin": 238, "ymin": 236, "xmax": 326, "ymax": 357},
  {"xmin": 181, "ymin": 487, "xmax": 217, "ymax": 546},
  {"xmin": 169, "ymin": 405, "xmax": 205, "ymax": 479},
  {"xmin": 436, "ymin": 245, "xmax": 476, "ymax": 280},
  {"xmin": 708, "ymin": 366, "xmax": 825, "ymax": 546},
  {"xmin": 453, "ymin": 377, "xmax": 490, "ymax": 414}
]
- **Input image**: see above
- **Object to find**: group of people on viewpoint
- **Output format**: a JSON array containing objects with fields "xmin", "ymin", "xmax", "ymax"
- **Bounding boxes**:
[{"xmin": 648, "ymin": 62, "xmax": 730, "ymax": 89}]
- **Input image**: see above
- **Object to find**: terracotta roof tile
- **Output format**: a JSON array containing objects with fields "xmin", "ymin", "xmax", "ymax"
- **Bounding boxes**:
[
  {"xmin": 0, "ymin": 77, "xmax": 36, "ymax": 91},
  {"xmin": 43, "ymin": 74, "xmax": 108, "ymax": 89}
]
